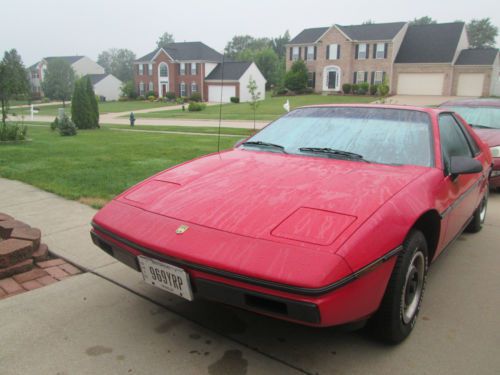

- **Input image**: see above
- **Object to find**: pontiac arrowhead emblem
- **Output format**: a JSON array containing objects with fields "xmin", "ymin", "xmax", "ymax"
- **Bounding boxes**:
[{"xmin": 176, "ymin": 225, "xmax": 189, "ymax": 234}]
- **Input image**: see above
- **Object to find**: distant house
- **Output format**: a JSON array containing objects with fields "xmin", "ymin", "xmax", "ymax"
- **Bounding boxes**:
[
  {"xmin": 134, "ymin": 42, "xmax": 266, "ymax": 102},
  {"xmin": 287, "ymin": 22, "xmax": 500, "ymax": 97},
  {"xmin": 28, "ymin": 56, "xmax": 123, "ymax": 101}
]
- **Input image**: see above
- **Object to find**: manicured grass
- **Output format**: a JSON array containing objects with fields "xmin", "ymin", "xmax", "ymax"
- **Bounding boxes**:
[
  {"xmin": 105, "ymin": 124, "xmax": 254, "ymax": 136},
  {"xmin": 0, "ymin": 123, "xmax": 238, "ymax": 208},
  {"xmin": 135, "ymin": 94, "xmax": 375, "ymax": 121}
]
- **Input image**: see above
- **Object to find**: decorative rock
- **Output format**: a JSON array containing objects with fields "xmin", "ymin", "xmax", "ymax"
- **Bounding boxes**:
[
  {"xmin": 32, "ymin": 243, "xmax": 49, "ymax": 262},
  {"xmin": 36, "ymin": 275, "xmax": 57, "ymax": 286},
  {"xmin": 0, "ymin": 277, "xmax": 23, "ymax": 294},
  {"xmin": 10, "ymin": 227, "xmax": 42, "ymax": 249},
  {"xmin": 0, "ymin": 213, "xmax": 14, "ymax": 222},
  {"xmin": 59, "ymin": 263, "xmax": 81, "ymax": 275},
  {"xmin": 0, "ymin": 259, "xmax": 34, "ymax": 279},
  {"xmin": 0, "ymin": 239, "xmax": 35, "ymax": 268},
  {"xmin": 13, "ymin": 268, "xmax": 48, "ymax": 283},
  {"xmin": 37, "ymin": 258, "xmax": 65, "ymax": 268},
  {"xmin": 0, "ymin": 220, "xmax": 30, "ymax": 238}
]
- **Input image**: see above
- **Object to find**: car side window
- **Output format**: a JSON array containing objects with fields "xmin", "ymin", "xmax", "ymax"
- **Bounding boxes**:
[
  {"xmin": 452, "ymin": 114, "xmax": 481, "ymax": 155},
  {"xmin": 439, "ymin": 114, "xmax": 473, "ymax": 173}
]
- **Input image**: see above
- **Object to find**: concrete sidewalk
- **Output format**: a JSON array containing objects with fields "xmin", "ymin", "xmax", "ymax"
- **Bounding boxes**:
[{"xmin": 1, "ymin": 177, "xmax": 500, "ymax": 374}]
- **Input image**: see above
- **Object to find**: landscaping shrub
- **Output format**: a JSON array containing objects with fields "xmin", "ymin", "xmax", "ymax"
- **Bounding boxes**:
[
  {"xmin": 147, "ymin": 91, "xmax": 155, "ymax": 98},
  {"xmin": 165, "ymin": 92, "xmax": 176, "ymax": 101},
  {"xmin": 51, "ymin": 114, "xmax": 77, "ymax": 136},
  {"xmin": 71, "ymin": 77, "xmax": 99, "ymax": 129},
  {"xmin": 188, "ymin": 102, "xmax": 207, "ymax": 112},
  {"xmin": 358, "ymin": 82, "xmax": 369, "ymax": 95},
  {"xmin": 0, "ymin": 122, "xmax": 27, "ymax": 142},
  {"xmin": 176, "ymin": 97, "xmax": 185, "ymax": 105},
  {"xmin": 342, "ymin": 83, "xmax": 352, "ymax": 94},
  {"xmin": 190, "ymin": 92, "xmax": 202, "ymax": 102},
  {"xmin": 370, "ymin": 84, "xmax": 379, "ymax": 96},
  {"xmin": 284, "ymin": 61, "xmax": 308, "ymax": 92},
  {"xmin": 120, "ymin": 80, "xmax": 137, "ymax": 99},
  {"xmin": 378, "ymin": 83, "xmax": 390, "ymax": 97},
  {"xmin": 351, "ymin": 84, "xmax": 359, "ymax": 94},
  {"xmin": 136, "ymin": 95, "xmax": 145, "ymax": 101},
  {"xmin": 273, "ymin": 87, "xmax": 289, "ymax": 96},
  {"xmin": 147, "ymin": 95, "xmax": 156, "ymax": 102},
  {"xmin": 230, "ymin": 96, "xmax": 240, "ymax": 103}
]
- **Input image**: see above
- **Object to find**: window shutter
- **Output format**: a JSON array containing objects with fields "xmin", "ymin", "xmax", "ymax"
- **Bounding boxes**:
[
  {"xmin": 373, "ymin": 44, "xmax": 377, "ymax": 58},
  {"xmin": 337, "ymin": 45, "xmax": 341, "ymax": 59},
  {"xmin": 353, "ymin": 72, "xmax": 357, "ymax": 83},
  {"xmin": 382, "ymin": 72, "xmax": 386, "ymax": 83},
  {"xmin": 314, "ymin": 46, "xmax": 317, "ymax": 60},
  {"xmin": 304, "ymin": 47, "xmax": 308, "ymax": 60},
  {"xmin": 366, "ymin": 44, "xmax": 370, "ymax": 59},
  {"xmin": 289, "ymin": 47, "xmax": 292, "ymax": 61},
  {"xmin": 179, "ymin": 84, "xmax": 181, "ymax": 95},
  {"xmin": 384, "ymin": 43, "xmax": 388, "ymax": 58},
  {"xmin": 178, "ymin": 64, "xmax": 181, "ymax": 75},
  {"xmin": 312, "ymin": 72, "xmax": 316, "ymax": 89},
  {"xmin": 364, "ymin": 72, "xmax": 368, "ymax": 82},
  {"xmin": 326, "ymin": 45, "xmax": 330, "ymax": 59},
  {"xmin": 186, "ymin": 64, "xmax": 190, "ymax": 75},
  {"xmin": 355, "ymin": 45, "xmax": 359, "ymax": 59},
  {"xmin": 298, "ymin": 47, "xmax": 302, "ymax": 60},
  {"xmin": 371, "ymin": 72, "xmax": 375, "ymax": 85}
]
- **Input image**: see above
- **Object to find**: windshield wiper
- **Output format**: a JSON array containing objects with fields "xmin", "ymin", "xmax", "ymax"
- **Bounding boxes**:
[
  {"xmin": 298, "ymin": 147, "xmax": 369, "ymax": 162},
  {"xmin": 242, "ymin": 141, "xmax": 287, "ymax": 153},
  {"xmin": 469, "ymin": 124, "xmax": 495, "ymax": 129}
]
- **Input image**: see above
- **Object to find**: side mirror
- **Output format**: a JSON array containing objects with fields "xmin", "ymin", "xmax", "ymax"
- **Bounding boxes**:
[{"xmin": 449, "ymin": 156, "xmax": 483, "ymax": 177}]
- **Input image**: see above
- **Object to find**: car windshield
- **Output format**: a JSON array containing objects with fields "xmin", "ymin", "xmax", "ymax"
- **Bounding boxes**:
[
  {"xmin": 242, "ymin": 107, "xmax": 433, "ymax": 167},
  {"xmin": 443, "ymin": 106, "xmax": 500, "ymax": 129}
]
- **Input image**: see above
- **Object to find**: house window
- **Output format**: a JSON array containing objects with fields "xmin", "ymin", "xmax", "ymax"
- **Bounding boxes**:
[
  {"xmin": 357, "ymin": 44, "xmax": 367, "ymax": 59},
  {"xmin": 191, "ymin": 82, "xmax": 198, "ymax": 93},
  {"xmin": 374, "ymin": 71, "xmax": 384, "ymax": 84},
  {"xmin": 148, "ymin": 81, "xmax": 154, "ymax": 92},
  {"xmin": 306, "ymin": 46, "xmax": 315, "ymax": 60},
  {"xmin": 31, "ymin": 71, "xmax": 39, "ymax": 79},
  {"xmin": 292, "ymin": 46, "xmax": 299, "ymax": 61},
  {"xmin": 328, "ymin": 44, "xmax": 339, "ymax": 60},
  {"xmin": 139, "ymin": 82, "xmax": 145, "ymax": 95},
  {"xmin": 375, "ymin": 43, "xmax": 385, "ymax": 59},
  {"xmin": 138, "ymin": 64, "xmax": 144, "ymax": 75},
  {"xmin": 191, "ymin": 63, "xmax": 197, "ymax": 75},
  {"xmin": 307, "ymin": 72, "xmax": 315, "ymax": 88},
  {"xmin": 356, "ymin": 71, "xmax": 365, "ymax": 83},
  {"xmin": 180, "ymin": 82, "xmax": 186, "ymax": 97},
  {"xmin": 148, "ymin": 63, "xmax": 153, "ymax": 76},
  {"xmin": 180, "ymin": 63, "xmax": 186, "ymax": 75},
  {"xmin": 159, "ymin": 64, "xmax": 168, "ymax": 77}
]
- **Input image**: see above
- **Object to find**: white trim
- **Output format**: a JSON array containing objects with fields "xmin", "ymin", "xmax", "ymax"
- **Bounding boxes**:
[
  {"xmin": 332, "ymin": 25, "xmax": 352, "ymax": 41},
  {"xmin": 158, "ymin": 62, "xmax": 169, "ymax": 97},
  {"xmin": 322, "ymin": 65, "xmax": 341, "ymax": 91},
  {"xmin": 151, "ymin": 48, "xmax": 174, "ymax": 62}
]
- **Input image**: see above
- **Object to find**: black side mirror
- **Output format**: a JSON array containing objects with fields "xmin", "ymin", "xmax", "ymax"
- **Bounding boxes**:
[{"xmin": 450, "ymin": 156, "xmax": 483, "ymax": 177}]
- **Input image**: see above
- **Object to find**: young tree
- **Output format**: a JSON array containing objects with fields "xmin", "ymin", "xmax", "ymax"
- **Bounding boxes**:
[
  {"xmin": 410, "ymin": 16, "xmax": 437, "ymax": 25},
  {"xmin": 121, "ymin": 80, "xmax": 136, "ymax": 99},
  {"xmin": 71, "ymin": 77, "xmax": 98, "ymax": 129},
  {"xmin": 42, "ymin": 58, "xmax": 75, "ymax": 107},
  {"xmin": 156, "ymin": 32, "xmax": 175, "ymax": 49},
  {"xmin": 467, "ymin": 18, "xmax": 498, "ymax": 48},
  {"xmin": 0, "ymin": 49, "xmax": 29, "ymax": 125},
  {"xmin": 247, "ymin": 76, "xmax": 261, "ymax": 130},
  {"xmin": 97, "ymin": 48, "xmax": 136, "ymax": 81},
  {"xmin": 85, "ymin": 77, "xmax": 99, "ymax": 128},
  {"xmin": 284, "ymin": 60, "xmax": 308, "ymax": 92}
]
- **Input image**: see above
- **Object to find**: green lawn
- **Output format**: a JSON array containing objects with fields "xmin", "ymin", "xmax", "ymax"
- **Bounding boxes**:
[
  {"xmin": 107, "ymin": 124, "xmax": 254, "ymax": 137},
  {"xmin": 0, "ymin": 123, "xmax": 239, "ymax": 208},
  {"xmin": 135, "ymin": 94, "xmax": 375, "ymax": 121}
]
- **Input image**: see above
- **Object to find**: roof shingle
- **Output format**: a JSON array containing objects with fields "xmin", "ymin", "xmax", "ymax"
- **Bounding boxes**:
[
  {"xmin": 205, "ymin": 61, "xmax": 252, "ymax": 81},
  {"xmin": 337, "ymin": 22, "xmax": 406, "ymax": 41},
  {"xmin": 289, "ymin": 27, "xmax": 329, "ymax": 44},
  {"xmin": 136, "ymin": 42, "xmax": 222, "ymax": 62},
  {"xmin": 455, "ymin": 48, "xmax": 498, "ymax": 65}
]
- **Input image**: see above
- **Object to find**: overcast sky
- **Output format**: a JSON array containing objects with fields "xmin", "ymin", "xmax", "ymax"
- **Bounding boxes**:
[{"xmin": 1, "ymin": 0, "xmax": 499, "ymax": 65}]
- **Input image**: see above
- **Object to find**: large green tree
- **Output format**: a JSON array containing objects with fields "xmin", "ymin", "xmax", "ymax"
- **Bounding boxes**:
[
  {"xmin": 97, "ymin": 48, "xmax": 136, "ymax": 81},
  {"xmin": 42, "ymin": 58, "xmax": 75, "ymax": 107},
  {"xmin": 410, "ymin": 16, "xmax": 437, "ymax": 25},
  {"xmin": 156, "ymin": 32, "xmax": 175, "ymax": 49},
  {"xmin": 271, "ymin": 31, "xmax": 291, "ymax": 60},
  {"xmin": 239, "ymin": 48, "xmax": 282, "ymax": 89},
  {"xmin": 467, "ymin": 18, "xmax": 498, "ymax": 48},
  {"xmin": 224, "ymin": 35, "xmax": 271, "ymax": 59},
  {"xmin": 284, "ymin": 60, "xmax": 308, "ymax": 92},
  {"xmin": 0, "ymin": 49, "xmax": 29, "ymax": 125}
]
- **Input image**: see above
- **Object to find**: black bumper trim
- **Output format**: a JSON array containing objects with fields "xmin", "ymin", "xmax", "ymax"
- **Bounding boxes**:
[{"xmin": 91, "ymin": 222, "xmax": 403, "ymax": 297}]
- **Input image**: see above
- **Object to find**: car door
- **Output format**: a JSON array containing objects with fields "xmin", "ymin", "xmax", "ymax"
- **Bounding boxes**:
[{"xmin": 438, "ymin": 113, "xmax": 483, "ymax": 246}]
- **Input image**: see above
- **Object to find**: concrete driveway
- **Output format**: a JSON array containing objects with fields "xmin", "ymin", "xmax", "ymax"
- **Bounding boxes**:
[{"xmin": 1, "ymin": 178, "xmax": 499, "ymax": 374}]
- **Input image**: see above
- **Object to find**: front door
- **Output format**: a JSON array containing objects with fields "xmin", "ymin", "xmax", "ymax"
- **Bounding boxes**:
[
  {"xmin": 161, "ymin": 84, "xmax": 168, "ymax": 97},
  {"xmin": 328, "ymin": 71, "xmax": 337, "ymax": 89}
]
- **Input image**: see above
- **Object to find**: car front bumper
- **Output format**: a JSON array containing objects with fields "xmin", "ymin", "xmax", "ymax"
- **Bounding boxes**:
[{"xmin": 490, "ymin": 158, "xmax": 500, "ymax": 189}]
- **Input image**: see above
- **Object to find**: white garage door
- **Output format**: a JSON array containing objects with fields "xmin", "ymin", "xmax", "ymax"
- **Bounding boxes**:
[
  {"xmin": 457, "ymin": 73, "xmax": 485, "ymax": 97},
  {"xmin": 397, "ymin": 73, "xmax": 445, "ymax": 95},
  {"xmin": 208, "ymin": 85, "xmax": 236, "ymax": 103}
]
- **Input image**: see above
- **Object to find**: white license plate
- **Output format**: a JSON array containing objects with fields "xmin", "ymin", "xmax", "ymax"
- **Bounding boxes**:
[{"xmin": 138, "ymin": 256, "xmax": 193, "ymax": 301}]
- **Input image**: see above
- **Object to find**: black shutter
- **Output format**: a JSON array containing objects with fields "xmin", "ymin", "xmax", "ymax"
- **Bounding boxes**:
[
  {"xmin": 314, "ymin": 46, "xmax": 317, "ymax": 60},
  {"xmin": 371, "ymin": 72, "xmax": 375, "ymax": 85},
  {"xmin": 364, "ymin": 72, "xmax": 368, "ymax": 82},
  {"xmin": 373, "ymin": 44, "xmax": 377, "ymax": 58},
  {"xmin": 382, "ymin": 72, "xmax": 386, "ymax": 83},
  {"xmin": 326, "ymin": 45, "xmax": 330, "ymax": 59},
  {"xmin": 187, "ymin": 64, "xmax": 191, "ymax": 75},
  {"xmin": 178, "ymin": 64, "xmax": 181, "ymax": 75},
  {"xmin": 353, "ymin": 72, "xmax": 357, "ymax": 83},
  {"xmin": 384, "ymin": 43, "xmax": 388, "ymax": 58},
  {"xmin": 289, "ymin": 47, "xmax": 292, "ymax": 61},
  {"xmin": 355, "ymin": 45, "xmax": 359, "ymax": 59},
  {"xmin": 179, "ymin": 84, "xmax": 181, "ymax": 96},
  {"xmin": 298, "ymin": 47, "xmax": 302, "ymax": 60},
  {"xmin": 312, "ymin": 72, "xmax": 316, "ymax": 89},
  {"xmin": 366, "ymin": 44, "xmax": 370, "ymax": 59},
  {"xmin": 304, "ymin": 47, "xmax": 308, "ymax": 60},
  {"xmin": 337, "ymin": 45, "xmax": 341, "ymax": 59}
]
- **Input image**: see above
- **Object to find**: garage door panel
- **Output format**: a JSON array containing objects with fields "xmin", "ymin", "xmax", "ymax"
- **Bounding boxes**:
[
  {"xmin": 208, "ymin": 85, "xmax": 236, "ymax": 103},
  {"xmin": 397, "ymin": 73, "xmax": 444, "ymax": 95},
  {"xmin": 457, "ymin": 73, "xmax": 484, "ymax": 97}
]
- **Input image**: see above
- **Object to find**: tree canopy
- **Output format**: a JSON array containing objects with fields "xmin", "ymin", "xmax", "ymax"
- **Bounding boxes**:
[
  {"xmin": 41, "ymin": 58, "xmax": 75, "ymax": 106},
  {"xmin": 467, "ymin": 18, "xmax": 498, "ymax": 48},
  {"xmin": 410, "ymin": 16, "xmax": 437, "ymax": 25},
  {"xmin": 156, "ymin": 32, "xmax": 175, "ymax": 49},
  {"xmin": 97, "ymin": 48, "xmax": 136, "ymax": 81},
  {"xmin": 0, "ymin": 49, "xmax": 29, "ymax": 124}
]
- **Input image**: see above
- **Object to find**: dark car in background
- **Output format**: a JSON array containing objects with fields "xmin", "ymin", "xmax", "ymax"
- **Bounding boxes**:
[{"xmin": 440, "ymin": 99, "xmax": 500, "ymax": 190}]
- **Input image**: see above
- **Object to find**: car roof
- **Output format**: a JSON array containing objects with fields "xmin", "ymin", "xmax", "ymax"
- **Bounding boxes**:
[
  {"xmin": 298, "ymin": 103, "xmax": 442, "ymax": 114},
  {"xmin": 440, "ymin": 98, "xmax": 500, "ymax": 108}
]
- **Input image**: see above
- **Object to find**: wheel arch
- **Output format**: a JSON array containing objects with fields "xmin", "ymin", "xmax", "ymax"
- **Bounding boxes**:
[{"xmin": 409, "ymin": 210, "xmax": 442, "ymax": 264}]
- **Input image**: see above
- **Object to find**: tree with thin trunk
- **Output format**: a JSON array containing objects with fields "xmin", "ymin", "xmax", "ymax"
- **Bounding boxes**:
[
  {"xmin": 85, "ymin": 76, "xmax": 99, "ymax": 128},
  {"xmin": 0, "ymin": 49, "xmax": 29, "ymax": 125},
  {"xmin": 42, "ymin": 58, "xmax": 75, "ymax": 107},
  {"xmin": 247, "ymin": 76, "xmax": 261, "ymax": 131}
]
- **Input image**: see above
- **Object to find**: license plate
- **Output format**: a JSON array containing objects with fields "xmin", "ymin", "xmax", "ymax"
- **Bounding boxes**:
[{"xmin": 138, "ymin": 256, "xmax": 193, "ymax": 301}]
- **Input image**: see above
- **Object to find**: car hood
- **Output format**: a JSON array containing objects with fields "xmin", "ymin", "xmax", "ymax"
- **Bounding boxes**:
[
  {"xmin": 472, "ymin": 128, "xmax": 500, "ymax": 148},
  {"xmin": 117, "ymin": 150, "xmax": 429, "ymax": 249}
]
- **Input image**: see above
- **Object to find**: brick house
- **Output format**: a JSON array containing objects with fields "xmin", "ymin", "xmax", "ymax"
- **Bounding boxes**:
[
  {"xmin": 134, "ymin": 42, "xmax": 266, "ymax": 102},
  {"xmin": 287, "ymin": 22, "xmax": 500, "ymax": 97}
]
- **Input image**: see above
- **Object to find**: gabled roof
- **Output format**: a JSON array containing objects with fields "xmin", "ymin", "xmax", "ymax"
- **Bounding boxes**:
[
  {"xmin": 336, "ymin": 22, "xmax": 406, "ymax": 41},
  {"xmin": 44, "ymin": 56, "xmax": 85, "ymax": 64},
  {"xmin": 289, "ymin": 27, "xmax": 329, "ymax": 44},
  {"xmin": 86, "ymin": 73, "xmax": 109, "ymax": 85},
  {"xmin": 205, "ymin": 61, "xmax": 252, "ymax": 81},
  {"xmin": 136, "ymin": 42, "xmax": 223, "ymax": 62},
  {"xmin": 395, "ymin": 22, "xmax": 465, "ymax": 63},
  {"xmin": 455, "ymin": 48, "xmax": 499, "ymax": 65}
]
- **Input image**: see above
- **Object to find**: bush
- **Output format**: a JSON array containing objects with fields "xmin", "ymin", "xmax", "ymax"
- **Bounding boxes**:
[
  {"xmin": 176, "ymin": 97, "xmax": 185, "ymax": 105},
  {"xmin": 51, "ymin": 114, "xmax": 77, "ymax": 136},
  {"xmin": 136, "ymin": 95, "xmax": 145, "ymax": 101},
  {"xmin": 273, "ymin": 87, "xmax": 289, "ymax": 96},
  {"xmin": 378, "ymin": 83, "xmax": 390, "ymax": 97},
  {"xmin": 351, "ymin": 84, "xmax": 359, "ymax": 94},
  {"xmin": 342, "ymin": 83, "xmax": 352, "ymax": 94},
  {"xmin": 0, "ymin": 122, "xmax": 28, "ymax": 142},
  {"xmin": 147, "ymin": 95, "xmax": 156, "ymax": 102},
  {"xmin": 118, "ymin": 96, "xmax": 129, "ymax": 101},
  {"xmin": 71, "ymin": 77, "xmax": 99, "ymax": 129},
  {"xmin": 165, "ymin": 92, "xmax": 176, "ymax": 101},
  {"xmin": 188, "ymin": 102, "xmax": 207, "ymax": 112},
  {"xmin": 190, "ymin": 92, "xmax": 202, "ymax": 102},
  {"xmin": 120, "ymin": 80, "xmax": 137, "ymax": 99},
  {"xmin": 284, "ymin": 60, "xmax": 308, "ymax": 92},
  {"xmin": 230, "ymin": 96, "xmax": 240, "ymax": 103},
  {"xmin": 358, "ymin": 82, "xmax": 369, "ymax": 95},
  {"xmin": 369, "ymin": 84, "xmax": 379, "ymax": 96},
  {"xmin": 147, "ymin": 91, "xmax": 155, "ymax": 98}
]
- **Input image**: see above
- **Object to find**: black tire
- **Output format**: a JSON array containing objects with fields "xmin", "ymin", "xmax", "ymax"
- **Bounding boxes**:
[
  {"xmin": 465, "ymin": 192, "xmax": 488, "ymax": 233},
  {"xmin": 369, "ymin": 230, "xmax": 428, "ymax": 344}
]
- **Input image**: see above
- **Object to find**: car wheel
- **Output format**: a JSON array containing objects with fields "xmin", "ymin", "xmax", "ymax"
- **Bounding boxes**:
[
  {"xmin": 465, "ymin": 191, "xmax": 488, "ymax": 233},
  {"xmin": 369, "ymin": 230, "xmax": 428, "ymax": 344}
]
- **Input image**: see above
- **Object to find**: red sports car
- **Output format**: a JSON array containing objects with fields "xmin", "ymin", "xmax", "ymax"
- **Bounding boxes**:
[
  {"xmin": 91, "ymin": 105, "xmax": 491, "ymax": 343},
  {"xmin": 440, "ymin": 98, "xmax": 500, "ymax": 190}
]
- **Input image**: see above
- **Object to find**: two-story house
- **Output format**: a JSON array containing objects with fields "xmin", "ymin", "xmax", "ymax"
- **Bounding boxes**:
[
  {"xmin": 287, "ymin": 22, "xmax": 500, "ymax": 97},
  {"xmin": 134, "ymin": 42, "xmax": 266, "ymax": 102}
]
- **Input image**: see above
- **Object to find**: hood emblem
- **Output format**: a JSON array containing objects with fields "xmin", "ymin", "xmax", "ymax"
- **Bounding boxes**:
[{"xmin": 176, "ymin": 225, "xmax": 189, "ymax": 234}]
